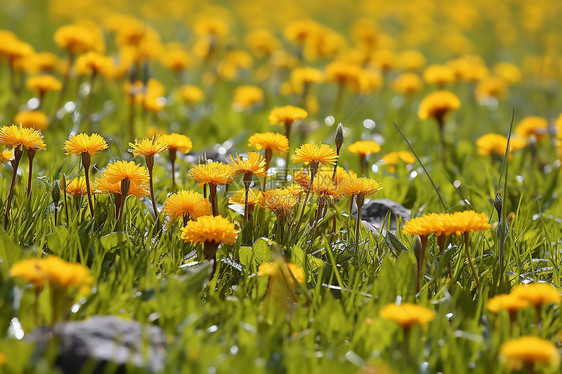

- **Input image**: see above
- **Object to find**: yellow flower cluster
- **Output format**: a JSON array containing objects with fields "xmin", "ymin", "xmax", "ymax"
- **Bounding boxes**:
[{"xmin": 403, "ymin": 211, "xmax": 491, "ymax": 237}]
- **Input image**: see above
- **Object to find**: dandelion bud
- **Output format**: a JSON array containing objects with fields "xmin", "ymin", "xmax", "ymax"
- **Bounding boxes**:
[
  {"xmin": 51, "ymin": 180, "xmax": 61, "ymax": 205},
  {"xmin": 494, "ymin": 193, "xmax": 502, "ymax": 217},
  {"xmin": 413, "ymin": 234, "xmax": 423, "ymax": 263},
  {"xmin": 335, "ymin": 122, "xmax": 344, "ymax": 152}
]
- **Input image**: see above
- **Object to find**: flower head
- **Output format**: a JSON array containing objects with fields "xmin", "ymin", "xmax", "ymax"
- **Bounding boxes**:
[
  {"xmin": 189, "ymin": 162, "xmax": 235, "ymax": 186},
  {"xmin": 54, "ymin": 23, "xmax": 104, "ymax": 54},
  {"xmin": 10, "ymin": 258, "xmax": 47, "ymax": 287},
  {"xmin": 443, "ymin": 211, "xmax": 491, "ymax": 236},
  {"xmin": 128, "ymin": 137, "xmax": 168, "ymax": 157},
  {"xmin": 348, "ymin": 140, "xmax": 381, "ymax": 156},
  {"xmin": 179, "ymin": 85, "xmax": 205, "ymax": 104},
  {"xmin": 382, "ymin": 151, "xmax": 416, "ymax": 166},
  {"xmin": 0, "ymin": 125, "xmax": 46, "ymax": 150},
  {"xmin": 402, "ymin": 213, "xmax": 448, "ymax": 237},
  {"xmin": 511, "ymin": 283, "xmax": 561, "ymax": 306},
  {"xmin": 160, "ymin": 133, "xmax": 192, "ymax": 154},
  {"xmin": 74, "ymin": 51, "xmax": 114, "ymax": 76},
  {"xmin": 269, "ymin": 105, "xmax": 308, "ymax": 126},
  {"xmin": 248, "ymin": 132, "xmax": 289, "ymax": 154},
  {"xmin": 500, "ymin": 337, "xmax": 560, "ymax": 371},
  {"xmin": 162, "ymin": 190, "xmax": 212, "ymax": 224},
  {"xmin": 1, "ymin": 148, "xmax": 14, "ymax": 165},
  {"xmin": 422, "ymin": 65, "xmax": 456, "ymax": 86},
  {"xmin": 391, "ymin": 73, "xmax": 423, "ymax": 94},
  {"xmin": 515, "ymin": 116, "xmax": 549, "ymax": 141},
  {"xmin": 259, "ymin": 189, "xmax": 299, "ymax": 217},
  {"xmin": 258, "ymin": 258, "xmax": 306, "ymax": 285},
  {"xmin": 62, "ymin": 177, "xmax": 88, "ymax": 196},
  {"xmin": 93, "ymin": 177, "xmax": 149, "ymax": 197},
  {"xmin": 476, "ymin": 134, "xmax": 527, "ymax": 158},
  {"xmin": 337, "ymin": 177, "xmax": 382, "ymax": 197},
  {"xmin": 229, "ymin": 189, "xmax": 263, "ymax": 206},
  {"xmin": 26, "ymin": 74, "xmax": 62, "ymax": 94},
  {"xmin": 14, "ymin": 110, "xmax": 49, "ymax": 131},
  {"xmin": 487, "ymin": 294, "xmax": 529, "ymax": 314},
  {"xmin": 103, "ymin": 161, "xmax": 149, "ymax": 186},
  {"xmin": 380, "ymin": 303, "xmax": 435, "ymax": 328},
  {"xmin": 229, "ymin": 152, "xmax": 267, "ymax": 177},
  {"xmin": 63, "ymin": 133, "xmax": 108, "ymax": 155},
  {"xmin": 292, "ymin": 143, "xmax": 338, "ymax": 166},
  {"xmin": 180, "ymin": 215, "xmax": 239, "ymax": 245},
  {"xmin": 417, "ymin": 91, "xmax": 461, "ymax": 122},
  {"xmin": 233, "ymin": 85, "xmax": 264, "ymax": 110}
]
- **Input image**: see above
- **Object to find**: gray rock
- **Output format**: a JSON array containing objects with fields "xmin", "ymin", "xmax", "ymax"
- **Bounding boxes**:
[
  {"xmin": 352, "ymin": 199, "xmax": 411, "ymax": 233},
  {"xmin": 28, "ymin": 315, "xmax": 166, "ymax": 373}
]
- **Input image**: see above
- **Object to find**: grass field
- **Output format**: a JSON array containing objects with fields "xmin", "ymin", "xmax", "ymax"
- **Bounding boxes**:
[{"xmin": 0, "ymin": 0, "xmax": 561, "ymax": 373}]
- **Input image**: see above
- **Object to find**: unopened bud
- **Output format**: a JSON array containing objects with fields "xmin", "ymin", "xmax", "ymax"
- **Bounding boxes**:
[
  {"xmin": 413, "ymin": 235, "xmax": 423, "ymax": 263},
  {"xmin": 51, "ymin": 180, "xmax": 61, "ymax": 205},
  {"xmin": 494, "ymin": 193, "xmax": 502, "ymax": 217},
  {"xmin": 335, "ymin": 123, "xmax": 344, "ymax": 151}
]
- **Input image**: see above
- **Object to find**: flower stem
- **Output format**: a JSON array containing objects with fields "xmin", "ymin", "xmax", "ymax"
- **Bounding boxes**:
[
  {"xmin": 209, "ymin": 184, "xmax": 218, "ymax": 216},
  {"xmin": 354, "ymin": 194, "xmax": 365, "ymax": 252},
  {"xmin": 416, "ymin": 235, "xmax": 428, "ymax": 293},
  {"xmin": 262, "ymin": 148, "xmax": 272, "ymax": 192},
  {"xmin": 243, "ymin": 173, "xmax": 251, "ymax": 225},
  {"xmin": 81, "ymin": 153, "xmax": 95, "ymax": 218},
  {"xmin": 294, "ymin": 162, "xmax": 318, "ymax": 236},
  {"xmin": 170, "ymin": 149, "xmax": 177, "ymax": 192},
  {"xmin": 117, "ymin": 179, "xmax": 130, "ymax": 221},
  {"xmin": 146, "ymin": 156, "xmax": 159, "ymax": 222},
  {"xmin": 463, "ymin": 232, "xmax": 481, "ymax": 289},
  {"xmin": 4, "ymin": 148, "xmax": 23, "ymax": 229},
  {"xmin": 27, "ymin": 149, "xmax": 36, "ymax": 197}
]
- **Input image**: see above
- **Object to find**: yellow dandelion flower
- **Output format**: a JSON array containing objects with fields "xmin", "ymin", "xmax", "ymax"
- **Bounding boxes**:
[
  {"xmin": 515, "ymin": 116, "xmax": 549, "ymax": 141},
  {"xmin": 293, "ymin": 169, "xmax": 311, "ymax": 189},
  {"xmin": 248, "ymin": 132, "xmax": 289, "ymax": 154},
  {"xmin": 500, "ymin": 337, "xmax": 560, "ymax": 371},
  {"xmin": 26, "ymin": 74, "xmax": 62, "ymax": 94},
  {"xmin": 103, "ymin": 161, "xmax": 149, "ymax": 186},
  {"xmin": 189, "ymin": 162, "xmax": 235, "ymax": 186},
  {"xmin": 325, "ymin": 61, "xmax": 362, "ymax": 85},
  {"xmin": 402, "ymin": 213, "xmax": 448, "ymax": 237},
  {"xmin": 194, "ymin": 17, "xmax": 229, "ymax": 37},
  {"xmin": 1, "ymin": 148, "xmax": 14, "ymax": 165},
  {"xmin": 292, "ymin": 143, "xmax": 338, "ymax": 166},
  {"xmin": 493, "ymin": 62, "xmax": 522, "ymax": 85},
  {"xmin": 54, "ymin": 23, "xmax": 104, "ymax": 54},
  {"xmin": 285, "ymin": 184, "xmax": 305, "ymax": 196},
  {"xmin": 332, "ymin": 166, "xmax": 357, "ymax": 184},
  {"xmin": 233, "ymin": 85, "xmax": 264, "ymax": 109},
  {"xmin": 391, "ymin": 73, "xmax": 423, "ymax": 94},
  {"xmin": 0, "ymin": 125, "xmax": 46, "ymax": 150},
  {"xmin": 62, "ymin": 177, "xmax": 88, "ymax": 196},
  {"xmin": 162, "ymin": 49, "xmax": 191, "ymax": 72},
  {"xmin": 14, "ymin": 110, "xmax": 49, "ymax": 131},
  {"xmin": 229, "ymin": 152, "xmax": 267, "ymax": 177},
  {"xmin": 162, "ymin": 190, "xmax": 212, "ymax": 224},
  {"xmin": 179, "ymin": 85, "xmax": 205, "ymax": 104},
  {"xmin": 443, "ymin": 211, "xmax": 491, "ymax": 236},
  {"xmin": 128, "ymin": 137, "xmax": 168, "ymax": 157},
  {"xmin": 41, "ymin": 256, "xmax": 94, "ymax": 291},
  {"xmin": 418, "ymin": 91, "xmax": 461, "ymax": 122},
  {"xmin": 487, "ymin": 294, "xmax": 529, "ymax": 314},
  {"xmin": 258, "ymin": 259, "xmax": 306, "ymax": 284},
  {"xmin": 93, "ymin": 177, "xmax": 149, "ymax": 198},
  {"xmin": 10, "ymin": 258, "xmax": 47, "ymax": 287},
  {"xmin": 511, "ymin": 283, "xmax": 561, "ymax": 306},
  {"xmin": 63, "ymin": 133, "xmax": 108, "ymax": 155},
  {"xmin": 230, "ymin": 188, "xmax": 263, "ymax": 206},
  {"xmin": 259, "ymin": 189, "xmax": 299, "ymax": 217},
  {"xmin": 475, "ymin": 77, "xmax": 508, "ymax": 101},
  {"xmin": 382, "ymin": 151, "xmax": 416, "ymax": 165},
  {"xmin": 422, "ymin": 64, "xmax": 456, "ymax": 86},
  {"xmin": 269, "ymin": 105, "xmax": 308, "ymax": 126},
  {"xmin": 337, "ymin": 177, "xmax": 381, "ymax": 197},
  {"xmin": 74, "ymin": 51, "xmax": 113, "ymax": 76},
  {"xmin": 180, "ymin": 215, "xmax": 239, "ymax": 245},
  {"xmin": 311, "ymin": 177, "xmax": 340, "ymax": 198},
  {"xmin": 246, "ymin": 29, "xmax": 280, "ymax": 57},
  {"xmin": 476, "ymin": 134, "xmax": 527, "ymax": 158},
  {"xmin": 160, "ymin": 133, "xmax": 192, "ymax": 154},
  {"xmin": 380, "ymin": 303, "xmax": 435, "ymax": 328},
  {"xmin": 348, "ymin": 140, "xmax": 381, "ymax": 156}
]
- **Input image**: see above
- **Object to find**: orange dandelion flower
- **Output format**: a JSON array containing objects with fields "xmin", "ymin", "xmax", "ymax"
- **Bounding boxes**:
[
  {"xmin": 229, "ymin": 188, "xmax": 263, "ymax": 206},
  {"xmin": 229, "ymin": 152, "xmax": 267, "ymax": 177},
  {"xmin": 337, "ymin": 177, "xmax": 381, "ymax": 197},
  {"xmin": 162, "ymin": 190, "xmax": 212, "ymax": 224},
  {"xmin": 180, "ymin": 215, "xmax": 239, "ymax": 245},
  {"xmin": 259, "ymin": 189, "xmax": 299, "ymax": 217},
  {"xmin": 62, "ymin": 177, "xmax": 88, "ymax": 196},
  {"xmin": 292, "ymin": 143, "xmax": 338, "ymax": 166},
  {"xmin": 0, "ymin": 125, "xmax": 46, "ymax": 150},
  {"xmin": 348, "ymin": 140, "xmax": 381, "ymax": 156},
  {"xmin": 402, "ymin": 213, "xmax": 448, "ymax": 237},
  {"xmin": 443, "ymin": 211, "xmax": 491, "ymax": 236},
  {"xmin": 103, "ymin": 160, "xmax": 149, "ymax": 186},
  {"xmin": 189, "ymin": 162, "xmax": 235, "ymax": 186},
  {"xmin": 160, "ymin": 133, "xmax": 192, "ymax": 154},
  {"xmin": 380, "ymin": 303, "xmax": 435, "ymax": 328},
  {"xmin": 248, "ymin": 132, "xmax": 289, "ymax": 154},
  {"xmin": 128, "ymin": 137, "xmax": 168, "ymax": 157},
  {"xmin": 93, "ymin": 177, "xmax": 149, "ymax": 198},
  {"xmin": 269, "ymin": 105, "xmax": 308, "ymax": 126},
  {"xmin": 63, "ymin": 133, "xmax": 108, "ymax": 155},
  {"xmin": 9, "ymin": 258, "xmax": 47, "ymax": 287},
  {"xmin": 500, "ymin": 337, "xmax": 560, "ymax": 371},
  {"xmin": 15, "ymin": 110, "xmax": 49, "ymax": 131}
]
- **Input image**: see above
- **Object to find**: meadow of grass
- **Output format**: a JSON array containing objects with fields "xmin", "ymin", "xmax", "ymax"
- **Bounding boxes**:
[{"xmin": 0, "ymin": 0, "xmax": 561, "ymax": 373}]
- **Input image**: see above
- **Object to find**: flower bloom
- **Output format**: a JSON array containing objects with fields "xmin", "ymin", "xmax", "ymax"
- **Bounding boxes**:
[
  {"xmin": 162, "ymin": 190, "xmax": 212, "ymax": 224},
  {"xmin": 248, "ymin": 132, "xmax": 289, "ymax": 154},
  {"xmin": 63, "ymin": 133, "xmax": 108, "ymax": 155},
  {"xmin": 258, "ymin": 258, "xmax": 305, "ymax": 285},
  {"xmin": 292, "ymin": 143, "xmax": 338, "ymax": 166},
  {"xmin": 229, "ymin": 189, "xmax": 263, "ymax": 206},
  {"xmin": 233, "ymin": 85, "xmax": 264, "ymax": 109},
  {"xmin": 180, "ymin": 215, "xmax": 239, "ymax": 245},
  {"xmin": 476, "ymin": 134, "xmax": 527, "ymax": 158},
  {"xmin": 269, "ymin": 105, "xmax": 308, "ymax": 126},
  {"xmin": 62, "ymin": 177, "xmax": 88, "ymax": 196},
  {"xmin": 515, "ymin": 116, "xmax": 549, "ymax": 141},
  {"xmin": 337, "ymin": 177, "xmax": 382, "ymax": 197},
  {"xmin": 348, "ymin": 140, "xmax": 381, "ymax": 157},
  {"xmin": 128, "ymin": 137, "xmax": 168, "ymax": 157},
  {"xmin": 14, "ymin": 110, "xmax": 49, "ymax": 131},
  {"xmin": 189, "ymin": 162, "xmax": 235, "ymax": 186},
  {"xmin": 259, "ymin": 189, "xmax": 299, "ymax": 217},
  {"xmin": 382, "ymin": 151, "xmax": 416, "ymax": 166},
  {"xmin": 500, "ymin": 336, "xmax": 560, "ymax": 371},
  {"xmin": 511, "ymin": 283, "xmax": 561, "ymax": 306},
  {"xmin": 1, "ymin": 149, "xmax": 14, "ymax": 165},
  {"xmin": 417, "ymin": 90, "xmax": 461, "ymax": 122},
  {"xmin": 403, "ymin": 211, "xmax": 491, "ymax": 237},
  {"xmin": 380, "ymin": 303, "xmax": 435, "ymax": 328},
  {"xmin": 179, "ymin": 85, "xmax": 205, "ymax": 104},
  {"xmin": 487, "ymin": 294, "xmax": 529, "ymax": 314},
  {"xmin": 229, "ymin": 152, "xmax": 267, "ymax": 177},
  {"xmin": 391, "ymin": 73, "xmax": 423, "ymax": 94},
  {"xmin": 103, "ymin": 161, "xmax": 149, "ymax": 186},
  {"xmin": 160, "ymin": 133, "xmax": 192, "ymax": 154},
  {"xmin": 26, "ymin": 74, "xmax": 62, "ymax": 93},
  {"xmin": 0, "ymin": 125, "xmax": 46, "ymax": 150},
  {"xmin": 93, "ymin": 177, "xmax": 149, "ymax": 198}
]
